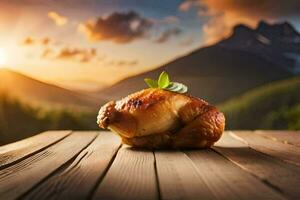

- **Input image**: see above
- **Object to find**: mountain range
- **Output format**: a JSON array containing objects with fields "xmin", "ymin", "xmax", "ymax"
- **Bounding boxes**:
[
  {"xmin": 219, "ymin": 21, "xmax": 300, "ymax": 73},
  {"xmin": 1, "ymin": 21, "xmax": 299, "ymax": 107},
  {"xmin": 99, "ymin": 21, "xmax": 299, "ymax": 104},
  {"xmin": 0, "ymin": 69, "xmax": 103, "ymax": 110}
]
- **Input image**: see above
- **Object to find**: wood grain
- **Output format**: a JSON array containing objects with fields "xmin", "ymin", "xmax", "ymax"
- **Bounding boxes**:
[
  {"xmin": 186, "ymin": 149, "xmax": 285, "ymax": 200},
  {"xmin": 214, "ymin": 132, "xmax": 300, "ymax": 199},
  {"xmin": 255, "ymin": 130, "xmax": 300, "ymax": 147},
  {"xmin": 0, "ymin": 130, "xmax": 71, "ymax": 168},
  {"xmin": 0, "ymin": 131, "xmax": 97, "ymax": 200},
  {"xmin": 1, "ymin": 130, "xmax": 299, "ymax": 200},
  {"xmin": 155, "ymin": 149, "xmax": 283, "ymax": 200},
  {"xmin": 155, "ymin": 150, "xmax": 216, "ymax": 200},
  {"xmin": 23, "ymin": 132, "xmax": 121, "ymax": 200},
  {"xmin": 93, "ymin": 146, "xmax": 158, "ymax": 200},
  {"xmin": 232, "ymin": 131, "xmax": 300, "ymax": 166}
]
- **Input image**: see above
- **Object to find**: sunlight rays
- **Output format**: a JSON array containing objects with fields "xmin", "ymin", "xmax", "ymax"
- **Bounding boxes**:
[{"xmin": 0, "ymin": 48, "xmax": 7, "ymax": 67}]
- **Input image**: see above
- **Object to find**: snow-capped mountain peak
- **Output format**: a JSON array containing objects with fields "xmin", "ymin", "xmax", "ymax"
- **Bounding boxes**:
[{"xmin": 219, "ymin": 20, "xmax": 300, "ymax": 74}]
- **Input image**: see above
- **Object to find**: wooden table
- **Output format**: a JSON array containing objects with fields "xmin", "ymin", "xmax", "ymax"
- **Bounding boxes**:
[{"xmin": 0, "ymin": 130, "xmax": 299, "ymax": 200}]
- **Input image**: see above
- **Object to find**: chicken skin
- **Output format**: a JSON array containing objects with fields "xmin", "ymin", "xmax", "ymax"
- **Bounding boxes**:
[{"xmin": 97, "ymin": 88, "xmax": 225, "ymax": 149}]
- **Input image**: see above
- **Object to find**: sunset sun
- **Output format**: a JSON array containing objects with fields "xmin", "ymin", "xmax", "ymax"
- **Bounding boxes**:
[{"xmin": 0, "ymin": 48, "xmax": 7, "ymax": 67}]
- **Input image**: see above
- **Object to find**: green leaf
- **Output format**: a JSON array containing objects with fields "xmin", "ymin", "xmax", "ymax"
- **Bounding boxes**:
[
  {"xmin": 144, "ymin": 71, "xmax": 188, "ymax": 94},
  {"xmin": 158, "ymin": 71, "xmax": 170, "ymax": 89},
  {"xmin": 144, "ymin": 78, "xmax": 158, "ymax": 88}
]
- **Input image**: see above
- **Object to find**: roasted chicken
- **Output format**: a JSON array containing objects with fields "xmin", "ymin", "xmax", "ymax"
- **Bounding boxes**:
[{"xmin": 97, "ymin": 88, "xmax": 225, "ymax": 148}]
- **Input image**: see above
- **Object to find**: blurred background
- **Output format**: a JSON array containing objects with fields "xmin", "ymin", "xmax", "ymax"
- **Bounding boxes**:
[{"xmin": 0, "ymin": 0, "xmax": 299, "ymax": 145}]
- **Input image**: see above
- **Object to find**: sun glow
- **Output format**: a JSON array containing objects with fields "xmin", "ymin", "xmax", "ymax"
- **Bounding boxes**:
[{"xmin": 0, "ymin": 48, "xmax": 7, "ymax": 67}]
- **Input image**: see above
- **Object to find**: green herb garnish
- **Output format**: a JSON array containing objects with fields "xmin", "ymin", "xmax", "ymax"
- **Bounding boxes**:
[{"xmin": 144, "ymin": 71, "xmax": 188, "ymax": 94}]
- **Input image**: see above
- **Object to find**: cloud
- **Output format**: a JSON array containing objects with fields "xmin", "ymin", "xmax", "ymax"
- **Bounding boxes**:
[
  {"xmin": 107, "ymin": 59, "xmax": 138, "ymax": 67},
  {"xmin": 161, "ymin": 16, "xmax": 180, "ymax": 24},
  {"xmin": 41, "ymin": 38, "xmax": 50, "ymax": 45},
  {"xmin": 53, "ymin": 47, "xmax": 138, "ymax": 66},
  {"xmin": 155, "ymin": 27, "xmax": 182, "ymax": 43},
  {"xmin": 41, "ymin": 46, "xmax": 99, "ymax": 63},
  {"xmin": 56, "ymin": 47, "xmax": 97, "ymax": 63},
  {"xmin": 179, "ymin": 0, "xmax": 199, "ymax": 12},
  {"xmin": 41, "ymin": 48, "xmax": 53, "ymax": 58},
  {"xmin": 22, "ymin": 37, "xmax": 35, "ymax": 45},
  {"xmin": 48, "ymin": 11, "xmax": 68, "ymax": 26},
  {"xmin": 116, "ymin": 59, "xmax": 138, "ymax": 66},
  {"xmin": 78, "ymin": 11, "xmax": 153, "ymax": 43},
  {"xmin": 180, "ymin": 36, "xmax": 194, "ymax": 46},
  {"xmin": 22, "ymin": 37, "xmax": 51, "ymax": 46},
  {"xmin": 21, "ymin": 37, "xmax": 102, "ymax": 63},
  {"xmin": 179, "ymin": 0, "xmax": 300, "ymax": 44}
]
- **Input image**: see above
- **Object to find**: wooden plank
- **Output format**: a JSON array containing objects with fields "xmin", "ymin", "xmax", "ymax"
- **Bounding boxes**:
[
  {"xmin": 0, "ymin": 130, "xmax": 71, "ymax": 168},
  {"xmin": 93, "ymin": 146, "xmax": 158, "ymax": 200},
  {"xmin": 187, "ymin": 149, "xmax": 285, "ymax": 200},
  {"xmin": 0, "ymin": 131, "xmax": 97, "ymax": 200},
  {"xmin": 255, "ymin": 130, "xmax": 300, "ymax": 147},
  {"xmin": 233, "ymin": 131, "xmax": 300, "ymax": 166},
  {"xmin": 155, "ymin": 150, "xmax": 216, "ymax": 200},
  {"xmin": 214, "ymin": 132, "xmax": 300, "ymax": 199},
  {"xmin": 23, "ymin": 132, "xmax": 121, "ymax": 200},
  {"xmin": 155, "ymin": 149, "xmax": 283, "ymax": 200}
]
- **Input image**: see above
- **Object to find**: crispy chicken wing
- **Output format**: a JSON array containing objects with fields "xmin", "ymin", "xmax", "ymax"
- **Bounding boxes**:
[{"xmin": 97, "ymin": 88, "xmax": 225, "ymax": 148}]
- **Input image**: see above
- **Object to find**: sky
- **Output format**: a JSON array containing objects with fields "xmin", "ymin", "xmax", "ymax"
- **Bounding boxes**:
[{"xmin": 0, "ymin": 0, "xmax": 300, "ymax": 90}]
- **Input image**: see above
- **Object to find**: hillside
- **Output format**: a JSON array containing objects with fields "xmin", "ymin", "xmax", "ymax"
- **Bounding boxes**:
[
  {"xmin": 219, "ymin": 77, "xmax": 300, "ymax": 130},
  {"xmin": 0, "ymin": 69, "xmax": 103, "ymax": 110},
  {"xmin": 98, "ymin": 21, "xmax": 297, "ymax": 104},
  {"xmin": 99, "ymin": 46, "xmax": 291, "ymax": 104},
  {"xmin": 0, "ymin": 93, "xmax": 97, "ymax": 145}
]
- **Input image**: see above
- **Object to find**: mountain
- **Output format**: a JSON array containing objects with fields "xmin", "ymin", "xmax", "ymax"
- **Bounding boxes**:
[
  {"xmin": 219, "ymin": 77, "xmax": 300, "ymax": 130},
  {"xmin": 99, "ymin": 21, "xmax": 297, "ymax": 104},
  {"xmin": 0, "ymin": 69, "xmax": 103, "ymax": 110},
  {"xmin": 0, "ymin": 92, "xmax": 98, "ymax": 145},
  {"xmin": 219, "ymin": 21, "xmax": 300, "ymax": 73}
]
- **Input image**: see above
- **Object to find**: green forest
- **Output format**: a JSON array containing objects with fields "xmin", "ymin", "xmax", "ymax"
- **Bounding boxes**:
[
  {"xmin": 0, "ymin": 93, "xmax": 97, "ymax": 145},
  {"xmin": 220, "ymin": 77, "xmax": 300, "ymax": 130}
]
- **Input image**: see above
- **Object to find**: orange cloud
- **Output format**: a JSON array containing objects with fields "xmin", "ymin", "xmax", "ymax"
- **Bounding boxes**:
[
  {"xmin": 179, "ymin": 0, "xmax": 197, "ymax": 12},
  {"xmin": 202, "ymin": 13, "xmax": 255, "ymax": 44},
  {"xmin": 107, "ymin": 59, "xmax": 138, "ymax": 67},
  {"xmin": 42, "ymin": 38, "xmax": 50, "ymax": 45},
  {"xmin": 41, "ymin": 48, "xmax": 53, "ymax": 58},
  {"xmin": 22, "ymin": 37, "xmax": 34, "ymax": 45},
  {"xmin": 179, "ymin": 0, "xmax": 300, "ymax": 44},
  {"xmin": 56, "ymin": 47, "xmax": 97, "ymax": 63},
  {"xmin": 116, "ymin": 60, "xmax": 138, "ymax": 66},
  {"xmin": 41, "ymin": 46, "xmax": 99, "ymax": 63},
  {"xmin": 22, "ymin": 37, "xmax": 51, "ymax": 46},
  {"xmin": 48, "ymin": 11, "xmax": 68, "ymax": 26}
]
